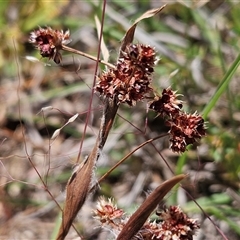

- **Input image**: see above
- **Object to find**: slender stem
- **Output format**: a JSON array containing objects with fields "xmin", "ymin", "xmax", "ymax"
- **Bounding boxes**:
[
  {"xmin": 61, "ymin": 45, "xmax": 115, "ymax": 69},
  {"xmin": 90, "ymin": 134, "xmax": 168, "ymax": 193}
]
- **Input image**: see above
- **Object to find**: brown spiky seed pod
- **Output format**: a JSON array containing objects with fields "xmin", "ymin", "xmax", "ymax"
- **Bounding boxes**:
[
  {"xmin": 29, "ymin": 27, "xmax": 71, "ymax": 64},
  {"xmin": 95, "ymin": 44, "xmax": 156, "ymax": 106},
  {"xmin": 167, "ymin": 112, "xmax": 206, "ymax": 153}
]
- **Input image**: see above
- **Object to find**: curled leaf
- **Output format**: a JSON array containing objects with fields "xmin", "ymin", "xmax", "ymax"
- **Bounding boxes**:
[{"xmin": 120, "ymin": 5, "xmax": 166, "ymax": 53}]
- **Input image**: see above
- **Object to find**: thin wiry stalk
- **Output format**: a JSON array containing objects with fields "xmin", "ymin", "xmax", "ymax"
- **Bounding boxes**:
[
  {"xmin": 91, "ymin": 134, "xmax": 168, "ymax": 192},
  {"xmin": 61, "ymin": 45, "xmax": 115, "ymax": 69}
]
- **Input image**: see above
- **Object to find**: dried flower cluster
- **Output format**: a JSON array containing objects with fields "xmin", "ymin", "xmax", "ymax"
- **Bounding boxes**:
[
  {"xmin": 93, "ymin": 197, "xmax": 125, "ymax": 233},
  {"xmin": 28, "ymin": 27, "xmax": 206, "ymax": 152},
  {"xmin": 138, "ymin": 206, "xmax": 200, "ymax": 240},
  {"xmin": 95, "ymin": 44, "xmax": 156, "ymax": 106},
  {"xmin": 29, "ymin": 27, "xmax": 71, "ymax": 64},
  {"xmin": 149, "ymin": 88, "xmax": 206, "ymax": 152},
  {"xmin": 167, "ymin": 112, "xmax": 206, "ymax": 153},
  {"xmin": 93, "ymin": 197, "xmax": 199, "ymax": 240},
  {"xmin": 149, "ymin": 88, "xmax": 183, "ymax": 117}
]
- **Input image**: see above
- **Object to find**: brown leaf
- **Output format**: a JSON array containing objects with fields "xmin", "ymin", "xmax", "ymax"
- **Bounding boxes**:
[
  {"xmin": 120, "ymin": 5, "xmax": 166, "ymax": 53},
  {"xmin": 56, "ymin": 97, "xmax": 119, "ymax": 240},
  {"xmin": 56, "ymin": 142, "xmax": 99, "ymax": 240},
  {"xmin": 56, "ymin": 98, "xmax": 119, "ymax": 239},
  {"xmin": 98, "ymin": 97, "xmax": 119, "ymax": 149},
  {"xmin": 116, "ymin": 174, "xmax": 186, "ymax": 240}
]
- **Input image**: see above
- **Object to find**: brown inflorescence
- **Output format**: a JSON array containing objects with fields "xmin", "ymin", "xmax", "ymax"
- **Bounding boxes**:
[
  {"xmin": 95, "ymin": 44, "xmax": 156, "ymax": 106},
  {"xmin": 149, "ymin": 88, "xmax": 206, "ymax": 153},
  {"xmin": 94, "ymin": 198, "xmax": 200, "ymax": 240},
  {"xmin": 167, "ymin": 112, "xmax": 206, "ymax": 153},
  {"xmin": 29, "ymin": 27, "xmax": 71, "ymax": 64},
  {"xmin": 138, "ymin": 205, "xmax": 200, "ymax": 240},
  {"xmin": 149, "ymin": 88, "xmax": 183, "ymax": 117},
  {"xmin": 93, "ymin": 197, "xmax": 125, "ymax": 231}
]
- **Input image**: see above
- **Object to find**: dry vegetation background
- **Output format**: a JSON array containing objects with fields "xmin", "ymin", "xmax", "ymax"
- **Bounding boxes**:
[{"xmin": 0, "ymin": 1, "xmax": 240, "ymax": 239}]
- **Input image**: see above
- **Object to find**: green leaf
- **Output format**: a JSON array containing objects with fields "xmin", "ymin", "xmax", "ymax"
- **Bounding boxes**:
[{"xmin": 202, "ymin": 53, "xmax": 240, "ymax": 119}]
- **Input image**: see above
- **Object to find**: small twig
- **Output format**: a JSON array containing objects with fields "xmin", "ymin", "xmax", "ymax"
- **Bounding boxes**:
[{"xmin": 62, "ymin": 45, "xmax": 115, "ymax": 69}]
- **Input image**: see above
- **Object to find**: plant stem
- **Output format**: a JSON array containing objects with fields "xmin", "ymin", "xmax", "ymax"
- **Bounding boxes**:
[{"xmin": 62, "ymin": 45, "xmax": 115, "ymax": 69}]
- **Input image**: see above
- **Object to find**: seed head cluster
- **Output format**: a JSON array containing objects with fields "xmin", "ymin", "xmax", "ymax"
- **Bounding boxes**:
[
  {"xmin": 28, "ymin": 27, "xmax": 206, "ymax": 153},
  {"xmin": 95, "ymin": 44, "xmax": 156, "ymax": 106},
  {"xmin": 138, "ymin": 206, "xmax": 200, "ymax": 240},
  {"xmin": 149, "ymin": 88, "xmax": 206, "ymax": 152},
  {"xmin": 167, "ymin": 112, "xmax": 206, "ymax": 153},
  {"xmin": 93, "ymin": 197, "xmax": 125, "ymax": 231},
  {"xmin": 94, "ymin": 197, "xmax": 199, "ymax": 240},
  {"xmin": 149, "ymin": 88, "xmax": 183, "ymax": 117},
  {"xmin": 29, "ymin": 27, "xmax": 71, "ymax": 64}
]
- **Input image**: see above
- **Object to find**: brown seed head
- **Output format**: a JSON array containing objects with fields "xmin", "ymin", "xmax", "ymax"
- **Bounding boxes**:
[
  {"xmin": 93, "ymin": 197, "xmax": 124, "ymax": 226},
  {"xmin": 29, "ymin": 27, "xmax": 71, "ymax": 64},
  {"xmin": 95, "ymin": 44, "xmax": 156, "ymax": 106},
  {"xmin": 149, "ymin": 87, "xmax": 183, "ymax": 117},
  {"xmin": 168, "ymin": 112, "xmax": 206, "ymax": 152},
  {"xmin": 137, "ymin": 205, "xmax": 199, "ymax": 240}
]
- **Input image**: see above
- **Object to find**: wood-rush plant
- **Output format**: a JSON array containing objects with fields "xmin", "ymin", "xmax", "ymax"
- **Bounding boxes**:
[{"xmin": 29, "ymin": 5, "xmax": 205, "ymax": 240}]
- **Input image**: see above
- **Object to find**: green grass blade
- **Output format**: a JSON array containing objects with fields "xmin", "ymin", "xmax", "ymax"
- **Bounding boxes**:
[
  {"xmin": 202, "ymin": 53, "xmax": 240, "ymax": 119},
  {"xmin": 51, "ymin": 211, "xmax": 63, "ymax": 240}
]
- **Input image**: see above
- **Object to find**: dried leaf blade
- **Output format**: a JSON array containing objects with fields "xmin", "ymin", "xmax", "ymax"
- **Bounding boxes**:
[
  {"xmin": 134, "ymin": 5, "xmax": 166, "ymax": 24},
  {"xmin": 116, "ymin": 174, "xmax": 186, "ymax": 240},
  {"xmin": 56, "ymin": 143, "xmax": 99, "ymax": 240},
  {"xmin": 120, "ymin": 5, "xmax": 166, "ymax": 53}
]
